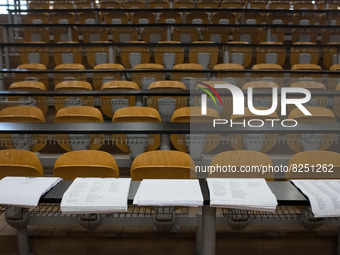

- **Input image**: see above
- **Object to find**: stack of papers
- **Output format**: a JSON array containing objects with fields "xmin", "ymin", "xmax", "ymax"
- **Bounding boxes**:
[
  {"xmin": 207, "ymin": 178, "xmax": 278, "ymax": 212},
  {"xmin": 61, "ymin": 178, "xmax": 131, "ymax": 214},
  {"xmin": 133, "ymin": 179, "xmax": 203, "ymax": 207},
  {"xmin": 291, "ymin": 179, "xmax": 340, "ymax": 218},
  {"xmin": 0, "ymin": 177, "xmax": 62, "ymax": 208}
]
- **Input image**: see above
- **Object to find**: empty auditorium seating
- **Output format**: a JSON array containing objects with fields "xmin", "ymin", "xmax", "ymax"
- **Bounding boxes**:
[
  {"xmin": 54, "ymin": 106, "xmax": 104, "ymax": 151},
  {"xmin": 53, "ymin": 150, "xmax": 119, "ymax": 180},
  {"xmin": 120, "ymin": 41, "xmax": 150, "ymax": 69},
  {"xmin": 154, "ymin": 41, "xmax": 184, "ymax": 69},
  {"xmin": 0, "ymin": 149, "xmax": 43, "ymax": 179},
  {"xmin": 130, "ymin": 150, "xmax": 194, "ymax": 181},
  {"xmin": 189, "ymin": 41, "xmax": 219, "ymax": 69}
]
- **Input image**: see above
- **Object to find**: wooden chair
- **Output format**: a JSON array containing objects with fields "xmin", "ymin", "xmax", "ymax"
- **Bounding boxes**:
[
  {"xmin": 287, "ymin": 107, "xmax": 337, "ymax": 152},
  {"xmin": 170, "ymin": 106, "xmax": 220, "ymax": 160},
  {"xmin": 0, "ymin": 149, "xmax": 43, "ymax": 179},
  {"xmin": 124, "ymin": 0, "xmax": 145, "ymax": 9},
  {"xmin": 220, "ymin": 1, "xmax": 245, "ymax": 9},
  {"xmin": 120, "ymin": 41, "xmax": 150, "ymax": 69},
  {"xmin": 23, "ymin": 27, "xmax": 50, "ymax": 43},
  {"xmin": 211, "ymin": 12, "xmax": 236, "ymax": 24},
  {"xmin": 24, "ymin": 13, "xmax": 49, "ymax": 24},
  {"xmin": 0, "ymin": 106, "xmax": 46, "ymax": 152},
  {"xmin": 172, "ymin": 64, "xmax": 205, "ymax": 90},
  {"xmin": 223, "ymin": 41, "xmax": 253, "ymax": 68},
  {"xmin": 15, "ymin": 65, "xmax": 49, "ymax": 90},
  {"xmin": 131, "ymin": 151, "xmax": 195, "ymax": 181},
  {"xmin": 197, "ymin": 0, "xmax": 219, "ymax": 9},
  {"xmin": 54, "ymin": 150, "xmax": 119, "ymax": 180},
  {"xmin": 18, "ymin": 43, "xmax": 49, "ymax": 70},
  {"xmin": 131, "ymin": 63, "xmax": 165, "ymax": 90},
  {"xmin": 289, "ymin": 81, "xmax": 328, "ymax": 112},
  {"xmin": 8, "ymin": 81, "xmax": 48, "ymax": 114},
  {"xmin": 213, "ymin": 63, "xmax": 246, "ymax": 88},
  {"xmin": 202, "ymin": 27, "xmax": 231, "ymax": 43},
  {"xmin": 287, "ymin": 151, "xmax": 340, "ymax": 179},
  {"xmin": 100, "ymin": 81, "xmax": 139, "ymax": 118},
  {"xmin": 154, "ymin": 41, "xmax": 184, "ymax": 69},
  {"xmin": 210, "ymin": 150, "xmax": 275, "ymax": 180},
  {"xmin": 173, "ymin": 27, "xmax": 200, "ymax": 43},
  {"xmin": 147, "ymin": 81, "xmax": 187, "ymax": 121},
  {"xmin": 293, "ymin": 1, "xmax": 315, "ymax": 10},
  {"xmin": 189, "ymin": 41, "xmax": 219, "ymax": 69},
  {"xmin": 186, "ymin": 12, "xmax": 210, "ymax": 24},
  {"xmin": 159, "ymin": 12, "xmax": 182, "ymax": 24},
  {"xmin": 27, "ymin": 1, "xmax": 49, "ymax": 9},
  {"xmin": 230, "ymin": 107, "xmax": 279, "ymax": 153},
  {"xmin": 92, "ymin": 64, "xmax": 124, "ymax": 90},
  {"xmin": 149, "ymin": 0, "xmax": 170, "ymax": 9},
  {"xmin": 86, "ymin": 44, "xmax": 116, "ymax": 68},
  {"xmin": 52, "ymin": 1, "xmax": 74, "ymax": 9},
  {"xmin": 99, "ymin": 0, "xmax": 122, "ymax": 9},
  {"xmin": 112, "ymin": 106, "xmax": 162, "ymax": 159},
  {"xmin": 291, "ymin": 29, "xmax": 319, "ymax": 43},
  {"xmin": 232, "ymin": 27, "xmax": 266, "ymax": 44},
  {"xmin": 173, "ymin": 0, "xmax": 195, "ymax": 8},
  {"xmin": 54, "ymin": 106, "xmax": 104, "ymax": 151},
  {"xmin": 50, "ymin": 13, "xmax": 78, "ymax": 42},
  {"xmin": 142, "ymin": 27, "xmax": 168, "ymax": 43},
  {"xmin": 267, "ymin": 1, "xmax": 290, "ymax": 9},
  {"xmin": 54, "ymin": 81, "xmax": 94, "ymax": 111}
]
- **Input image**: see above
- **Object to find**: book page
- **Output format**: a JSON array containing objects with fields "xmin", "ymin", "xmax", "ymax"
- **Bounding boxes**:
[
  {"xmin": 207, "ymin": 178, "xmax": 277, "ymax": 212},
  {"xmin": 60, "ymin": 178, "xmax": 131, "ymax": 214},
  {"xmin": 0, "ymin": 177, "xmax": 62, "ymax": 208},
  {"xmin": 133, "ymin": 179, "xmax": 203, "ymax": 207},
  {"xmin": 291, "ymin": 179, "xmax": 340, "ymax": 218}
]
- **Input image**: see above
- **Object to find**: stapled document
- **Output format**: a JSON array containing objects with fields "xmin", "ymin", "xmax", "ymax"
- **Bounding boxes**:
[
  {"xmin": 291, "ymin": 179, "xmax": 340, "ymax": 218},
  {"xmin": 0, "ymin": 177, "xmax": 62, "ymax": 208},
  {"xmin": 207, "ymin": 178, "xmax": 277, "ymax": 212},
  {"xmin": 60, "ymin": 178, "xmax": 131, "ymax": 214}
]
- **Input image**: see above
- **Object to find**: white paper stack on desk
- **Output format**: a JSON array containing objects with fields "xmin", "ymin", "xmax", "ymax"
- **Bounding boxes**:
[
  {"xmin": 60, "ymin": 178, "xmax": 131, "ymax": 214},
  {"xmin": 133, "ymin": 179, "xmax": 204, "ymax": 207},
  {"xmin": 0, "ymin": 177, "xmax": 62, "ymax": 208},
  {"xmin": 291, "ymin": 179, "xmax": 340, "ymax": 218},
  {"xmin": 207, "ymin": 178, "xmax": 277, "ymax": 212}
]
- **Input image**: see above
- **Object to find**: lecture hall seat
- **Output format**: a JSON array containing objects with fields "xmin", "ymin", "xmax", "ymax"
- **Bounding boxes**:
[
  {"xmin": 286, "ymin": 151, "xmax": 340, "ymax": 179},
  {"xmin": 53, "ymin": 150, "xmax": 119, "ymax": 180},
  {"xmin": 229, "ymin": 107, "xmax": 279, "ymax": 153},
  {"xmin": 100, "ymin": 80, "xmax": 139, "ymax": 118},
  {"xmin": 112, "ymin": 106, "xmax": 162, "ymax": 159},
  {"xmin": 54, "ymin": 80, "xmax": 94, "ymax": 111},
  {"xmin": 0, "ymin": 106, "xmax": 46, "ymax": 152},
  {"xmin": 189, "ymin": 41, "xmax": 219, "ymax": 69},
  {"xmin": 54, "ymin": 106, "xmax": 104, "ymax": 151},
  {"xmin": 0, "ymin": 149, "xmax": 44, "ymax": 179},
  {"xmin": 131, "ymin": 63, "xmax": 165, "ymax": 90},
  {"xmin": 8, "ymin": 81, "xmax": 48, "ymax": 114},
  {"xmin": 130, "ymin": 150, "xmax": 195, "ymax": 181},
  {"xmin": 170, "ymin": 106, "xmax": 220, "ymax": 160},
  {"xmin": 209, "ymin": 150, "xmax": 275, "ymax": 180},
  {"xmin": 287, "ymin": 107, "xmax": 337, "ymax": 152},
  {"xmin": 92, "ymin": 64, "xmax": 125, "ymax": 90},
  {"xmin": 172, "ymin": 63, "xmax": 205, "ymax": 90},
  {"xmin": 147, "ymin": 80, "xmax": 187, "ymax": 121},
  {"xmin": 154, "ymin": 41, "xmax": 185, "ymax": 69}
]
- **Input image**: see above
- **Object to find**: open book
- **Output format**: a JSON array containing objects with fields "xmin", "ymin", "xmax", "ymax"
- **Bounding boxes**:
[
  {"xmin": 291, "ymin": 179, "xmax": 340, "ymax": 218},
  {"xmin": 133, "ymin": 179, "xmax": 203, "ymax": 207},
  {"xmin": 0, "ymin": 177, "xmax": 62, "ymax": 208},
  {"xmin": 207, "ymin": 178, "xmax": 277, "ymax": 212},
  {"xmin": 61, "ymin": 178, "xmax": 131, "ymax": 214}
]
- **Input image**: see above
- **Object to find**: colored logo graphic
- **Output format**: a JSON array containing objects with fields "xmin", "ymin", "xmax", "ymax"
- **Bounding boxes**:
[{"xmin": 198, "ymin": 82, "xmax": 223, "ymax": 107}]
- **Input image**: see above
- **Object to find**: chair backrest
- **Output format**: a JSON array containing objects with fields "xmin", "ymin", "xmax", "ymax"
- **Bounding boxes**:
[
  {"xmin": 173, "ymin": 27, "xmax": 200, "ymax": 43},
  {"xmin": 54, "ymin": 150, "xmax": 119, "ymax": 180},
  {"xmin": 8, "ymin": 81, "xmax": 48, "ymax": 114},
  {"xmin": 189, "ymin": 41, "xmax": 219, "ymax": 69},
  {"xmin": 142, "ymin": 27, "xmax": 168, "ymax": 43},
  {"xmin": 100, "ymin": 81, "xmax": 139, "ymax": 118},
  {"xmin": 230, "ymin": 107, "xmax": 279, "ymax": 153},
  {"xmin": 53, "ymin": 42, "xmax": 83, "ymax": 67},
  {"xmin": 120, "ymin": 41, "xmax": 150, "ymax": 68},
  {"xmin": 211, "ymin": 12, "xmax": 236, "ymax": 24},
  {"xmin": 149, "ymin": 0, "xmax": 170, "ymax": 9},
  {"xmin": 92, "ymin": 64, "xmax": 124, "ymax": 90},
  {"xmin": 186, "ymin": 12, "xmax": 210, "ymax": 24},
  {"xmin": 124, "ymin": 0, "xmax": 145, "ymax": 9},
  {"xmin": 172, "ymin": 64, "xmax": 205, "ymax": 90},
  {"xmin": 131, "ymin": 150, "xmax": 195, "ymax": 181},
  {"xmin": 159, "ymin": 12, "xmax": 182, "ymax": 23},
  {"xmin": 224, "ymin": 41, "xmax": 253, "ymax": 68},
  {"xmin": 255, "ymin": 42, "xmax": 286, "ymax": 67},
  {"xmin": 0, "ymin": 149, "xmax": 43, "ymax": 179},
  {"xmin": 210, "ymin": 150, "xmax": 275, "ymax": 180},
  {"xmin": 19, "ymin": 43, "xmax": 49, "ymax": 68},
  {"xmin": 154, "ymin": 41, "xmax": 184, "ymax": 69},
  {"xmin": 287, "ymin": 151, "xmax": 340, "ymax": 179},
  {"xmin": 290, "ymin": 43, "xmax": 320, "ymax": 66},
  {"xmin": 197, "ymin": 0, "xmax": 219, "ymax": 9},
  {"xmin": 173, "ymin": 0, "xmax": 195, "ymax": 8},
  {"xmin": 287, "ymin": 107, "xmax": 337, "ymax": 152},
  {"xmin": 132, "ymin": 63, "xmax": 165, "ymax": 90},
  {"xmin": 132, "ymin": 12, "xmax": 156, "ymax": 24}
]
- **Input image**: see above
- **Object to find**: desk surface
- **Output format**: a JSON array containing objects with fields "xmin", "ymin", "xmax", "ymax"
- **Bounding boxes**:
[{"xmin": 40, "ymin": 180, "xmax": 309, "ymax": 206}]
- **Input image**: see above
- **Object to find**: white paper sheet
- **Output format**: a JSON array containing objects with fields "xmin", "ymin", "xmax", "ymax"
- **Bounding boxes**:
[
  {"xmin": 291, "ymin": 179, "xmax": 340, "ymax": 218},
  {"xmin": 133, "ymin": 179, "xmax": 204, "ymax": 207},
  {"xmin": 207, "ymin": 178, "xmax": 278, "ymax": 212},
  {"xmin": 61, "ymin": 178, "xmax": 131, "ymax": 214},
  {"xmin": 0, "ymin": 177, "xmax": 62, "ymax": 208}
]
